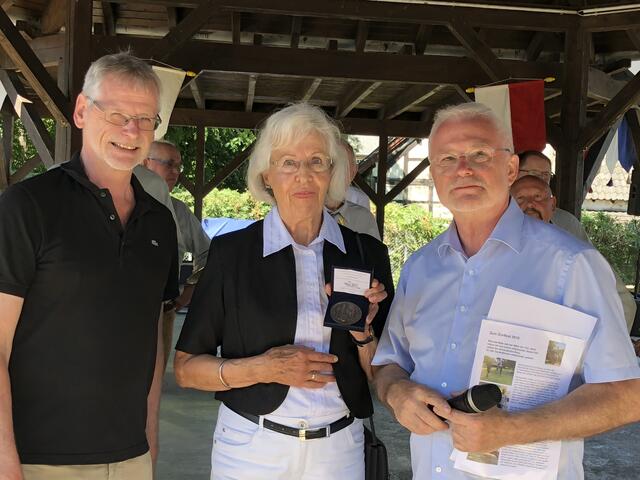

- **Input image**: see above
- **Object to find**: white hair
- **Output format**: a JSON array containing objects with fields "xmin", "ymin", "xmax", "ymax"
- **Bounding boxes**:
[
  {"xmin": 82, "ymin": 52, "xmax": 161, "ymax": 109},
  {"xmin": 429, "ymin": 102, "xmax": 513, "ymax": 151},
  {"xmin": 247, "ymin": 103, "xmax": 350, "ymax": 205}
]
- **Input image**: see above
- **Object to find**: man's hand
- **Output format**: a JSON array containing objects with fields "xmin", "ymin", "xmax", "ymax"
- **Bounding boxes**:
[
  {"xmin": 435, "ymin": 405, "xmax": 513, "ymax": 453},
  {"xmin": 386, "ymin": 379, "xmax": 450, "ymax": 435}
]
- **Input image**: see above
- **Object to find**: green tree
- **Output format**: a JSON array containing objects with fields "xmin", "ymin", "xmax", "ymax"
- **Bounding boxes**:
[
  {"xmin": 1, "ymin": 118, "xmax": 55, "ymax": 178},
  {"xmin": 164, "ymin": 126, "xmax": 255, "ymax": 192}
]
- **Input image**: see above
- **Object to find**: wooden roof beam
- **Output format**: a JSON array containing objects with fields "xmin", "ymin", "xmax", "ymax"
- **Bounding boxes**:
[
  {"xmin": 336, "ymin": 81, "xmax": 381, "ymax": 118},
  {"xmin": 448, "ymin": 18, "xmax": 507, "ymax": 82},
  {"xmin": 290, "ymin": 16, "xmax": 301, "ymax": 48},
  {"xmin": 232, "ymin": 11, "xmax": 241, "ymax": 44},
  {"xmin": 583, "ymin": 12, "xmax": 640, "ymax": 32},
  {"xmin": 149, "ymin": 0, "xmax": 221, "ymax": 62},
  {"xmin": 414, "ymin": 24, "xmax": 432, "ymax": 55},
  {"xmin": 9, "ymin": 154, "xmax": 41, "ymax": 185},
  {"xmin": 381, "ymin": 84, "xmax": 444, "ymax": 120},
  {"xmin": 627, "ymin": 28, "xmax": 640, "ymax": 52},
  {"xmin": 0, "ymin": 70, "xmax": 55, "ymax": 166},
  {"xmin": 299, "ymin": 78, "xmax": 321, "ymax": 102},
  {"xmin": 245, "ymin": 74, "xmax": 257, "ymax": 112},
  {"xmin": 189, "ymin": 76, "xmax": 205, "ymax": 109},
  {"xmin": 101, "ymin": 2, "xmax": 117, "ymax": 36},
  {"xmin": 579, "ymin": 71, "xmax": 640, "ymax": 150},
  {"xmin": 355, "ymin": 20, "xmax": 368, "ymax": 53},
  {"xmin": 0, "ymin": 8, "xmax": 70, "ymax": 125},
  {"xmin": 41, "ymin": 0, "xmax": 66, "ymax": 35},
  {"xmin": 93, "ymin": 37, "xmax": 563, "ymax": 87}
]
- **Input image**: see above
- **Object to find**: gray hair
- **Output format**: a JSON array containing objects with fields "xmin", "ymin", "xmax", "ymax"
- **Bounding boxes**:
[
  {"xmin": 82, "ymin": 52, "xmax": 161, "ymax": 108},
  {"xmin": 429, "ymin": 102, "xmax": 513, "ymax": 151},
  {"xmin": 247, "ymin": 103, "xmax": 349, "ymax": 205},
  {"xmin": 150, "ymin": 139, "xmax": 178, "ymax": 151}
]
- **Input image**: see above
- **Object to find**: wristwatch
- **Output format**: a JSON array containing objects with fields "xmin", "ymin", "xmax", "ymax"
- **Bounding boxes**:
[
  {"xmin": 163, "ymin": 299, "xmax": 177, "ymax": 312},
  {"xmin": 351, "ymin": 328, "xmax": 376, "ymax": 347}
]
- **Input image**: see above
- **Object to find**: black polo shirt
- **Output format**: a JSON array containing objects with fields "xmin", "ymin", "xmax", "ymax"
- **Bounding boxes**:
[{"xmin": 0, "ymin": 154, "xmax": 179, "ymax": 465}]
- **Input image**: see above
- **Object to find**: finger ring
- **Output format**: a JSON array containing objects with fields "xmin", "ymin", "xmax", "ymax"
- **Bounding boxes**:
[{"xmin": 311, "ymin": 371, "xmax": 317, "ymax": 381}]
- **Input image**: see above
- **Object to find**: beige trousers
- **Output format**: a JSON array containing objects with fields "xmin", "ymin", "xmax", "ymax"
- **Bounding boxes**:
[{"xmin": 22, "ymin": 452, "xmax": 152, "ymax": 480}]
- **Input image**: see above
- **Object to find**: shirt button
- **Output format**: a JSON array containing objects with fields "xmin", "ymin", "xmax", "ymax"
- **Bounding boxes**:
[
  {"xmin": 459, "ymin": 305, "xmax": 467, "ymax": 312},
  {"xmin": 99, "ymin": 191, "xmax": 107, "ymax": 198},
  {"xmin": 451, "ymin": 342, "xmax": 457, "ymax": 349},
  {"xmin": 435, "ymin": 466, "xmax": 442, "ymax": 473},
  {"xmin": 109, "ymin": 214, "xmax": 116, "ymax": 221},
  {"xmin": 298, "ymin": 420, "xmax": 308, "ymax": 429},
  {"xmin": 468, "ymin": 269, "xmax": 475, "ymax": 276},
  {"xmin": 441, "ymin": 382, "xmax": 447, "ymax": 388}
]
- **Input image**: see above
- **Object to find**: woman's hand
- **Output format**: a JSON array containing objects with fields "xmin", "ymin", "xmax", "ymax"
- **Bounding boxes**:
[
  {"xmin": 325, "ymin": 279, "xmax": 387, "ymax": 342},
  {"xmin": 260, "ymin": 345, "xmax": 338, "ymax": 388}
]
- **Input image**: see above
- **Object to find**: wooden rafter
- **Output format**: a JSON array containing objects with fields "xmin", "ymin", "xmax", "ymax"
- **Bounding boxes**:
[
  {"xmin": 335, "ymin": 81, "xmax": 380, "ymax": 118},
  {"xmin": 189, "ymin": 76, "xmax": 205, "ymax": 109},
  {"xmin": 149, "ymin": 0, "xmax": 220, "ymax": 62},
  {"xmin": 414, "ymin": 24, "xmax": 432, "ymax": 55},
  {"xmin": 579, "ymin": 71, "xmax": 640, "ymax": 150},
  {"xmin": 170, "ymin": 108, "xmax": 431, "ymax": 137},
  {"xmin": 385, "ymin": 156, "xmax": 430, "ymax": 202},
  {"xmin": 526, "ymin": 32, "xmax": 547, "ymax": 61},
  {"xmin": 245, "ymin": 74, "xmax": 257, "ymax": 112},
  {"xmin": 352, "ymin": 173, "xmax": 378, "ymax": 204},
  {"xmin": 166, "ymin": 7, "xmax": 179, "ymax": 28},
  {"xmin": 93, "ymin": 37, "xmax": 564, "ymax": 87},
  {"xmin": 10, "ymin": 154, "xmax": 41, "ymax": 185},
  {"xmin": 375, "ymin": 133, "xmax": 388, "ymax": 237},
  {"xmin": 300, "ymin": 78, "xmax": 321, "ymax": 102},
  {"xmin": 41, "ymin": 0, "xmax": 66, "ymax": 35},
  {"xmin": 290, "ymin": 16, "xmax": 301, "ymax": 48},
  {"xmin": 627, "ymin": 29, "xmax": 640, "ymax": 52},
  {"xmin": 204, "ymin": 141, "xmax": 254, "ymax": 193},
  {"xmin": 101, "ymin": 2, "xmax": 117, "ymax": 36},
  {"xmin": 0, "ymin": 70, "xmax": 55, "ymax": 167},
  {"xmin": 232, "ymin": 11, "xmax": 241, "ymax": 44},
  {"xmin": 583, "ymin": 11, "xmax": 640, "ymax": 32},
  {"xmin": 381, "ymin": 84, "xmax": 443, "ymax": 120},
  {"xmin": 448, "ymin": 18, "xmax": 507, "ymax": 82},
  {"xmin": 355, "ymin": 20, "xmax": 368, "ymax": 53},
  {"xmin": 0, "ymin": 8, "xmax": 71, "ymax": 126}
]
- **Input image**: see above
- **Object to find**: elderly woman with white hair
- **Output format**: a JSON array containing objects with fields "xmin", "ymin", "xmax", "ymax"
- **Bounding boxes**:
[{"xmin": 174, "ymin": 103, "xmax": 393, "ymax": 479}]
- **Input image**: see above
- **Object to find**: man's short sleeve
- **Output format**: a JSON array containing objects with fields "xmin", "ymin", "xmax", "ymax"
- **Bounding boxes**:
[
  {"xmin": 563, "ymin": 249, "xmax": 640, "ymax": 384},
  {"xmin": 0, "ymin": 185, "xmax": 42, "ymax": 297},
  {"xmin": 372, "ymin": 264, "xmax": 416, "ymax": 374}
]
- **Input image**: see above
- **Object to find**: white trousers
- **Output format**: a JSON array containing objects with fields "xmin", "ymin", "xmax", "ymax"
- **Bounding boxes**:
[{"xmin": 211, "ymin": 404, "xmax": 365, "ymax": 480}]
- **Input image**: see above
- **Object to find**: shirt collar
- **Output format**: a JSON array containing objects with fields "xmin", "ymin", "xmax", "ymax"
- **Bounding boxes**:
[
  {"xmin": 437, "ymin": 198, "xmax": 525, "ymax": 258},
  {"xmin": 59, "ymin": 153, "xmax": 153, "ymax": 213},
  {"xmin": 263, "ymin": 206, "xmax": 346, "ymax": 257}
]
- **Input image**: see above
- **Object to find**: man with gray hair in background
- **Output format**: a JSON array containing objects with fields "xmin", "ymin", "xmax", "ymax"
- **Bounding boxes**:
[
  {"xmin": 373, "ymin": 102, "xmax": 640, "ymax": 479},
  {"xmin": 143, "ymin": 140, "xmax": 210, "ymax": 368},
  {"xmin": 0, "ymin": 52, "xmax": 178, "ymax": 480}
]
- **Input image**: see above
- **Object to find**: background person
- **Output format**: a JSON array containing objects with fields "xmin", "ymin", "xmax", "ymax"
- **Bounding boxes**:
[
  {"xmin": 143, "ymin": 140, "xmax": 211, "ymax": 368},
  {"xmin": 173, "ymin": 103, "xmax": 393, "ymax": 479},
  {"xmin": 0, "ymin": 52, "xmax": 178, "ymax": 480},
  {"xmin": 517, "ymin": 150, "xmax": 636, "ymax": 331},
  {"xmin": 373, "ymin": 103, "xmax": 640, "ymax": 480}
]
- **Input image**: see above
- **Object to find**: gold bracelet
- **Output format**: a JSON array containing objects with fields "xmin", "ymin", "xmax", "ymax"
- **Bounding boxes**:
[{"xmin": 218, "ymin": 359, "xmax": 232, "ymax": 389}]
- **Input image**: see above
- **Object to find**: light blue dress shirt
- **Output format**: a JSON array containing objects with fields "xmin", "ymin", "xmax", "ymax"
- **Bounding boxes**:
[{"xmin": 373, "ymin": 199, "xmax": 640, "ymax": 480}]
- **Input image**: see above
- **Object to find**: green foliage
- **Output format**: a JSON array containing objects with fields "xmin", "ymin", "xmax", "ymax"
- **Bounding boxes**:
[
  {"xmin": 383, "ymin": 202, "xmax": 450, "ymax": 283},
  {"xmin": 164, "ymin": 126, "xmax": 255, "ymax": 191},
  {"xmin": 1, "ymin": 118, "xmax": 55, "ymax": 177},
  {"xmin": 173, "ymin": 188, "xmax": 270, "ymax": 220},
  {"xmin": 581, "ymin": 211, "xmax": 640, "ymax": 285}
]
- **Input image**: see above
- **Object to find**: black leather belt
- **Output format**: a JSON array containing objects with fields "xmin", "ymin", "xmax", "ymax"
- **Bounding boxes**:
[{"xmin": 228, "ymin": 406, "xmax": 354, "ymax": 440}]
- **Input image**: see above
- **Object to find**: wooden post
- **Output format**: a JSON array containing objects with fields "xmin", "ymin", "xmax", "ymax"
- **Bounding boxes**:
[
  {"xmin": 555, "ymin": 27, "xmax": 589, "ymax": 217},
  {"xmin": 376, "ymin": 132, "xmax": 388, "ymax": 239},
  {"xmin": 194, "ymin": 124, "xmax": 206, "ymax": 220},
  {"xmin": 57, "ymin": 0, "xmax": 92, "ymax": 162}
]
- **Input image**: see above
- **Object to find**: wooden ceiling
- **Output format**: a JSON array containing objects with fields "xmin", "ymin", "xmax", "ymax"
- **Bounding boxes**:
[{"xmin": 2, "ymin": 0, "xmax": 640, "ymax": 139}]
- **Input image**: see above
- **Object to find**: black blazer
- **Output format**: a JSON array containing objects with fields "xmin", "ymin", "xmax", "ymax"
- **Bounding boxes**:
[{"xmin": 176, "ymin": 220, "xmax": 394, "ymax": 418}]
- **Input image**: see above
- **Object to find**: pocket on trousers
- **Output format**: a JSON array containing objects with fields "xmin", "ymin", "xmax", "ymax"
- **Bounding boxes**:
[
  {"xmin": 345, "ymin": 419, "xmax": 365, "ymax": 448},
  {"xmin": 214, "ymin": 413, "xmax": 259, "ymax": 448}
]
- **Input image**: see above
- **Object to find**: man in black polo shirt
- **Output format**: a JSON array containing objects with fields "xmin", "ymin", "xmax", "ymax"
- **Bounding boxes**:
[{"xmin": 0, "ymin": 53, "xmax": 178, "ymax": 480}]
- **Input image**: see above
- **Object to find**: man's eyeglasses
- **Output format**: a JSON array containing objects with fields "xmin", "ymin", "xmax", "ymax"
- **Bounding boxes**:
[
  {"xmin": 87, "ymin": 96, "xmax": 161, "ymax": 131},
  {"xmin": 514, "ymin": 193, "xmax": 553, "ymax": 205},
  {"xmin": 430, "ymin": 146, "xmax": 512, "ymax": 170},
  {"xmin": 148, "ymin": 157, "xmax": 183, "ymax": 172},
  {"xmin": 271, "ymin": 155, "xmax": 333, "ymax": 174},
  {"xmin": 518, "ymin": 169, "xmax": 554, "ymax": 182}
]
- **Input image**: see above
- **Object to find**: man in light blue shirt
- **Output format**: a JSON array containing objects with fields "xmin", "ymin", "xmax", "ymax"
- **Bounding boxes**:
[{"xmin": 372, "ymin": 102, "xmax": 640, "ymax": 479}]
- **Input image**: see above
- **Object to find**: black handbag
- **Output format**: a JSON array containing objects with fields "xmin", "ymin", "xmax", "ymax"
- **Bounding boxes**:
[{"xmin": 364, "ymin": 416, "xmax": 389, "ymax": 480}]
